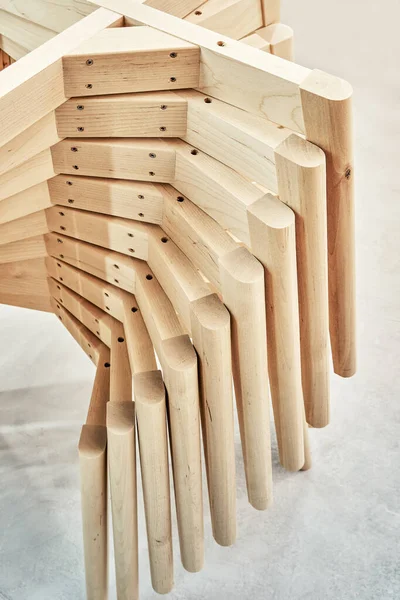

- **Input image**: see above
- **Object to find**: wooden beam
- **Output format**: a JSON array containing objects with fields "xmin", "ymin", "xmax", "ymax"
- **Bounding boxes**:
[
  {"xmin": 62, "ymin": 27, "xmax": 200, "ymax": 97},
  {"xmin": 0, "ymin": 34, "xmax": 29, "ymax": 60},
  {"xmin": 0, "ymin": 182, "xmax": 52, "ymax": 226},
  {"xmin": 55, "ymin": 91, "xmax": 187, "ymax": 138},
  {"xmin": 0, "ymin": 10, "xmax": 56, "ymax": 52},
  {"xmin": 241, "ymin": 24, "xmax": 294, "ymax": 61},
  {"xmin": 0, "ymin": 257, "xmax": 51, "ymax": 311},
  {"xmin": 0, "ymin": 235, "xmax": 47, "ymax": 264},
  {"xmin": 0, "ymin": 149, "xmax": 55, "ymax": 202},
  {"xmin": 260, "ymin": 0, "xmax": 280, "ymax": 26},
  {"xmin": 184, "ymin": 0, "xmax": 262, "ymax": 40},
  {"xmin": 0, "ymin": 1, "xmax": 96, "ymax": 34},
  {"xmin": 0, "ymin": 210, "xmax": 49, "ymax": 246}
]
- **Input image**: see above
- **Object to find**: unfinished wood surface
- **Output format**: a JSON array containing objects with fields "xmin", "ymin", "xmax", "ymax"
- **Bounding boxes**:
[
  {"xmin": 0, "ymin": 210, "xmax": 48, "ymax": 246},
  {"xmin": 0, "ymin": 47, "xmax": 11, "ymax": 69},
  {"xmin": 0, "ymin": 182, "xmax": 52, "ymax": 226},
  {"xmin": 241, "ymin": 24, "xmax": 294, "ymax": 61},
  {"xmin": 275, "ymin": 134, "xmax": 330, "ymax": 428},
  {"xmin": 107, "ymin": 321, "xmax": 138, "ymax": 600},
  {"xmin": 0, "ymin": 0, "xmax": 96, "ymax": 33},
  {"xmin": 0, "ymin": 9, "xmax": 122, "ymax": 149},
  {"xmin": 0, "ymin": 149, "xmax": 55, "ymax": 202},
  {"xmin": 63, "ymin": 26, "xmax": 200, "ymax": 97},
  {"xmin": 261, "ymin": 0, "xmax": 279, "ymax": 25},
  {"xmin": 88, "ymin": 0, "xmax": 309, "ymax": 132},
  {"xmin": 0, "ymin": 257, "xmax": 51, "ymax": 311},
  {"xmin": 179, "ymin": 89, "xmax": 290, "ymax": 194},
  {"xmin": 51, "ymin": 138, "xmax": 175, "ymax": 182},
  {"xmin": 55, "ymin": 91, "xmax": 187, "ymax": 138},
  {"xmin": 0, "ymin": 34, "xmax": 28, "ymax": 60},
  {"xmin": 219, "ymin": 247, "xmax": 272, "ymax": 509},
  {"xmin": 300, "ymin": 69, "xmax": 356, "ymax": 378},
  {"xmin": 122, "ymin": 296, "xmax": 158, "ymax": 374},
  {"xmin": 0, "ymin": 235, "xmax": 47, "ymax": 264},
  {"xmin": 0, "ymin": 111, "xmax": 60, "ymax": 178},
  {"xmin": 134, "ymin": 370, "xmax": 174, "ymax": 594},
  {"xmin": 185, "ymin": 0, "xmax": 263, "ymax": 40},
  {"xmin": 0, "ymin": 10, "xmax": 56, "ymax": 52},
  {"xmin": 48, "ymin": 175, "xmax": 165, "ymax": 225},
  {"xmin": 247, "ymin": 194, "xmax": 305, "ymax": 472},
  {"xmin": 190, "ymin": 293, "xmax": 236, "ymax": 546}
]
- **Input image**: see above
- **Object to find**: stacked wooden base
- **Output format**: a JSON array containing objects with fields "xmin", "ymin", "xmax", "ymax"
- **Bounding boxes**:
[{"xmin": 0, "ymin": 1, "xmax": 356, "ymax": 598}]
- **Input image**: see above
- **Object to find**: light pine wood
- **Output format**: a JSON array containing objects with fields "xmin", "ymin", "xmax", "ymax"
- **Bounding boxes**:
[
  {"xmin": 107, "ymin": 320, "xmax": 139, "ymax": 600},
  {"xmin": 0, "ymin": 47, "xmax": 11, "ymax": 69},
  {"xmin": 0, "ymin": 235, "xmax": 47, "ymax": 264},
  {"xmin": 0, "ymin": 210, "xmax": 48, "ymax": 246},
  {"xmin": 122, "ymin": 296, "xmax": 158, "ymax": 374},
  {"xmin": 0, "ymin": 9, "xmax": 123, "ymax": 149},
  {"xmin": 0, "ymin": 257, "xmax": 51, "ymax": 312},
  {"xmin": 48, "ymin": 175, "xmax": 165, "ymax": 225},
  {"xmin": 88, "ymin": 1, "xmax": 309, "ymax": 132},
  {"xmin": 0, "ymin": 10, "xmax": 56, "ymax": 53},
  {"xmin": 51, "ymin": 138, "xmax": 176, "ymax": 183},
  {"xmin": 0, "ymin": 111, "xmax": 60, "ymax": 178},
  {"xmin": 134, "ymin": 369, "xmax": 174, "ymax": 594},
  {"xmin": 0, "ymin": 182, "xmax": 52, "ymax": 226},
  {"xmin": 190, "ymin": 293, "xmax": 236, "ymax": 546},
  {"xmin": 219, "ymin": 247, "xmax": 272, "ymax": 510},
  {"xmin": 55, "ymin": 91, "xmax": 187, "ymax": 138},
  {"xmin": 63, "ymin": 26, "xmax": 200, "ymax": 97},
  {"xmin": 0, "ymin": 149, "xmax": 55, "ymax": 202},
  {"xmin": 247, "ymin": 194, "xmax": 305, "ymax": 472},
  {"xmin": 275, "ymin": 133, "xmax": 330, "ymax": 428},
  {"xmin": 300, "ymin": 69, "xmax": 356, "ymax": 378},
  {"xmin": 0, "ymin": 34, "xmax": 29, "ymax": 60},
  {"xmin": 260, "ymin": 0, "xmax": 280, "ymax": 25},
  {"xmin": 241, "ymin": 24, "xmax": 294, "ymax": 61},
  {"xmin": 185, "ymin": 0, "xmax": 263, "ymax": 40}
]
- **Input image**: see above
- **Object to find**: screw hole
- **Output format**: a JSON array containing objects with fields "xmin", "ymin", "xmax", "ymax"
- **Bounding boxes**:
[
  {"xmin": 204, "ymin": 97, "xmax": 212, "ymax": 103},
  {"xmin": 131, "ymin": 307, "xmax": 138, "ymax": 313},
  {"xmin": 95, "ymin": 319, "xmax": 99, "ymax": 324},
  {"xmin": 59, "ymin": 316, "xmax": 62, "ymax": 320},
  {"xmin": 85, "ymin": 83, "xmax": 92, "ymax": 89},
  {"xmin": 59, "ymin": 211, "xmax": 65, "ymax": 216},
  {"xmin": 86, "ymin": 59, "xmax": 93, "ymax": 66},
  {"xmin": 128, "ymin": 248, "xmax": 135, "ymax": 253},
  {"xmin": 96, "ymin": 331, "xmax": 100, "ymax": 335},
  {"xmin": 59, "ymin": 299, "xmax": 63, "ymax": 303},
  {"xmin": 149, "ymin": 153, "xmax": 156, "ymax": 158},
  {"xmin": 169, "ymin": 52, "xmax": 177, "ymax": 58},
  {"xmin": 177, "ymin": 196, "xmax": 184, "ymax": 202},
  {"xmin": 72, "ymin": 165, "xmax": 79, "ymax": 170},
  {"xmin": 191, "ymin": 149, "xmax": 198, "ymax": 155},
  {"xmin": 149, "ymin": 171, "xmax": 155, "ymax": 176},
  {"xmin": 170, "ymin": 77, "xmax": 176, "ymax": 82},
  {"xmin": 146, "ymin": 274, "xmax": 153, "ymax": 281},
  {"xmin": 113, "ymin": 264, "xmax": 119, "ymax": 269},
  {"xmin": 105, "ymin": 306, "xmax": 110, "ymax": 311},
  {"xmin": 345, "ymin": 168, "xmax": 352, "ymax": 180},
  {"xmin": 88, "ymin": 343, "xmax": 91, "ymax": 348},
  {"xmin": 60, "ymin": 226, "xmax": 66, "ymax": 231},
  {"xmin": 117, "ymin": 337, "xmax": 124, "ymax": 343},
  {"xmin": 160, "ymin": 105, "xmax": 167, "ymax": 110},
  {"xmin": 195, "ymin": 10, "xmax": 202, "ymax": 14},
  {"xmin": 217, "ymin": 40, "xmax": 226, "ymax": 46},
  {"xmin": 57, "ymin": 285, "xmax": 61, "ymax": 290},
  {"xmin": 277, "ymin": 125, "xmax": 284, "ymax": 129},
  {"xmin": 161, "ymin": 237, "xmax": 168, "ymax": 243},
  {"xmin": 57, "ymin": 263, "xmax": 61, "ymax": 267},
  {"xmin": 57, "ymin": 238, "xmax": 63, "ymax": 244},
  {"xmin": 66, "ymin": 181, "xmax": 73, "ymax": 186},
  {"xmin": 104, "ymin": 362, "xmax": 110, "ymax": 368},
  {"xmin": 71, "ymin": 147, "xmax": 78, "ymax": 152},
  {"xmin": 68, "ymin": 199, "xmax": 74, "ymax": 204},
  {"xmin": 77, "ymin": 127, "xmax": 84, "ymax": 132},
  {"xmin": 77, "ymin": 105, "xmax": 84, "ymax": 111},
  {"xmin": 128, "ymin": 233, "xmax": 134, "ymax": 237},
  {"xmin": 57, "ymin": 305, "xmax": 60, "ymax": 309},
  {"xmin": 114, "ymin": 279, "xmax": 119, "ymax": 284},
  {"xmin": 138, "ymin": 194, "xmax": 144, "ymax": 199},
  {"xmin": 59, "ymin": 277, "xmax": 63, "ymax": 281},
  {"xmin": 59, "ymin": 254, "xmax": 64, "ymax": 259},
  {"xmin": 104, "ymin": 292, "xmax": 109, "ymax": 297},
  {"xmin": 138, "ymin": 213, "xmax": 144, "ymax": 218},
  {"xmin": 159, "ymin": 126, "xmax": 166, "ymax": 132}
]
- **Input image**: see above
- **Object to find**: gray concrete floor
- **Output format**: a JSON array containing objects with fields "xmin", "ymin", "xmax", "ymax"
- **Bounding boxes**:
[{"xmin": 1, "ymin": 0, "xmax": 399, "ymax": 598}]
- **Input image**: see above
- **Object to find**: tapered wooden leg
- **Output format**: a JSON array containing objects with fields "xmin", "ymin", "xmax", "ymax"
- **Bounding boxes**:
[
  {"xmin": 107, "ymin": 321, "xmax": 138, "ymax": 600},
  {"xmin": 248, "ymin": 194, "xmax": 305, "ymax": 472},
  {"xmin": 190, "ymin": 294, "xmax": 236, "ymax": 546},
  {"xmin": 219, "ymin": 247, "xmax": 272, "ymax": 510},
  {"xmin": 161, "ymin": 335, "xmax": 204, "ymax": 570},
  {"xmin": 134, "ymin": 370, "xmax": 174, "ymax": 594},
  {"xmin": 275, "ymin": 134, "xmax": 330, "ymax": 428},
  {"xmin": 300, "ymin": 70, "xmax": 356, "ymax": 378},
  {"xmin": 78, "ymin": 353, "xmax": 110, "ymax": 600}
]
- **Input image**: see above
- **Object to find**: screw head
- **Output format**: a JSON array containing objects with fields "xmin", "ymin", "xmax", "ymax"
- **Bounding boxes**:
[
  {"xmin": 169, "ymin": 52, "xmax": 177, "ymax": 58},
  {"xmin": 77, "ymin": 127, "xmax": 84, "ymax": 132},
  {"xmin": 86, "ymin": 59, "xmax": 93, "ymax": 66},
  {"xmin": 77, "ymin": 105, "xmax": 84, "ymax": 110}
]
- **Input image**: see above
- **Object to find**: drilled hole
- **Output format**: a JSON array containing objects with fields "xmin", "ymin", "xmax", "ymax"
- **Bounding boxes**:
[
  {"xmin": 68, "ymin": 199, "xmax": 74, "ymax": 204},
  {"xmin": 96, "ymin": 331, "xmax": 100, "ymax": 335},
  {"xmin": 161, "ymin": 237, "xmax": 168, "ymax": 243},
  {"xmin": 60, "ymin": 226, "xmax": 66, "ymax": 231},
  {"xmin": 71, "ymin": 147, "xmax": 78, "ymax": 152},
  {"xmin": 59, "ymin": 299, "xmax": 63, "ymax": 303},
  {"xmin": 57, "ymin": 263, "xmax": 61, "ymax": 267},
  {"xmin": 114, "ymin": 279, "xmax": 119, "ymax": 284},
  {"xmin": 131, "ymin": 307, "xmax": 138, "ymax": 313},
  {"xmin": 95, "ymin": 319, "xmax": 99, "ymax": 324},
  {"xmin": 66, "ymin": 181, "xmax": 73, "ymax": 186},
  {"xmin": 149, "ymin": 153, "xmax": 156, "ymax": 158},
  {"xmin": 191, "ymin": 149, "xmax": 198, "ymax": 155},
  {"xmin": 86, "ymin": 59, "xmax": 93, "ymax": 66},
  {"xmin": 118, "ymin": 337, "xmax": 125, "ymax": 343},
  {"xmin": 57, "ymin": 285, "xmax": 61, "ymax": 290},
  {"xmin": 160, "ymin": 105, "xmax": 167, "ymax": 110},
  {"xmin": 59, "ymin": 254, "xmax": 64, "ymax": 259},
  {"xmin": 138, "ymin": 194, "xmax": 144, "ymax": 199},
  {"xmin": 138, "ymin": 213, "xmax": 144, "ymax": 218},
  {"xmin": 104, "ymin": 362, "xmax": 110, "ymax": 368},
  {"xmin": 59, "ymin": 211, "xmax": 65, "ymax": 216},
  {"xmin": 128, "ymin": 233, "xmax": 134, "ymax": 237},
  {"xmin": 57, "ymin": 238, "xmax": 63, "ymax": 244},
  {"xmin": 345, "ymin": 168, "xmax": 352, "ymax": 179},
  {"xmin": 89, "ymin": 354, "xmax": 92, "ymax": 359},
  {"xmin": 77, "ymin": 105, "xmax": 84, "ymax": 111},
  {"xmin": 59, "ymin": 316, "xmax": 62, "ymax": 320},
  {"xmin": 170, "ymin": 77, "xmax": 177, "ymax": 82},
  {"xmin": 149, "ymin": 171, "xmax": 155, "ymax": 176},
  {"xmin": 217, "ymin": 40, "xmax": 226, "ymax": 46},
  {"xmin": 204, "ymin": 97, "xmax": 212, "ymax": 103},
  {"xmin": 77, "ymin": 127, "xmax": 84, "ymax": 132},
  {"xmin": 195, "ymin": 10, "xmax": 202, "ymax": 14},
  {"xmin": 113, "ymin": 264, "xmax": 119, "ymax": 269},
  {"xmin": 59, "ymin": 277, "xmax": 63, "ymax": 281},
  {"xmin": 159, "ymin": 126, "xmax": 166, "ymax": 132},
  {"xmin": 88, "ymin": 343, "xmax": 91, "ymax": 348},
  {"xmin": 85, "ymin": 84, "xmax": 92, "ymax": 89},
  {"xmin": 277, "ymin": 125, "xmax": 284, "ymax": 129},
  {"xmin": 128, "ymin": 248, "xmax": 135, "ymax": 253},
  {"xmin": 105, "ymin": 306, "xmax": 110, "ymax": 311},
  {"xmin": 146, "ymin": 274, "xmax": 153, "ymax": 281},
  {"xmin": 57, "ymin": 305, "xmax": 60, "ymax": 309},
  {"xmin": 72, "ymin": 165, "xmax": 79, "ymax": 170},
  {"xmin": 104, "ymin": 292, "xmax": 109, "ymax": 297},
  {"xmin": 177, "ymin": 196, "xmax": 184, "ymax": 202},
  {"xmin": 169, "ymin": 52, "xmax": 177, "ymax": 58}
]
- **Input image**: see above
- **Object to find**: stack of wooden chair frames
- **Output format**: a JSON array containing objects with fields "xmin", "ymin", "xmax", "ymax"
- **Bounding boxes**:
[{"xmin": 0, "ymin": 0, "xmax": 355, "ymax": 597}]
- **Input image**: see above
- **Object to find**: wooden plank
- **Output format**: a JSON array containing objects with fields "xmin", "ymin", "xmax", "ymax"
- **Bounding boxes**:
[
  {"xmin": 87, "ymin": 1, "xmax": 309, "ymax": 132},
  {"xmin": 0, "ymin": 34, "xmax": 29, "ymax": 60},
  {"xmin": 0, "ymin": 111, "xmax": 61, "ymax": 178},
  {"xmin": 0, "ymin": 209, "xmax": 49, "ymax": 246},
  {"xmin": 55, "ymin": 91, "xmax": 188, "ymax": 138},
  {"xmin": 260, "ymin": 0, "xmax": 280, "ymax": 25},
  {"xmin": 0, "ymin": 234, "xmax": 47, "ymax": 264},
  {"xmin": 185, "ymin": 0, "xmax": 262, "ymax": 40},
  {"xmin": 0, "ymin": 149, "xmax": 55, "ymax": 202},
  {"xmin": 0, "ymin": 182, "xmax": 52, "ymax": 226},
  {"xmin": 51, "ymin": 138, "xmax": 176, "ymax": 182},
  {"xmin": 0, "ymin": 257, "xmax": 51, "ymax": 311},
  {"xmin": 241, "ymin": 24, "xmax": 294, "ymax": 61},
  {"xmin": 0, "ymin": 10, "xmax": 56, "ymax": 52},
  {"xmin": 48, "ymin": 174, "xmax": 165, "ymax": 225},
  {"xmin": 179, "ymin": 89, "xmax": 291, "ymax": 193},
  {"xmin": 0, "ymin": 8, "xmax": 123, "ymax": 149},
  {"xmin": 63, "ymin": 26, "xmax": 200, "ymax": 97},
  {"xmin": 0, "ymin": 1, "xmax": 96, "ymax": 34}
]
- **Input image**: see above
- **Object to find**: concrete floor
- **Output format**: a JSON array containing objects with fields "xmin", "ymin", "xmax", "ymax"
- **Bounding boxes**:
[{"xmin": 1, "ymin": 0, "xmax": 399, "ymax": 598}]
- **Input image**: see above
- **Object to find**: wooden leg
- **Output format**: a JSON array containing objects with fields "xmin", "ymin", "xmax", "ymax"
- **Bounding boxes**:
[
  {"xmin": 300, "ymin": 70, "xmax": 356, "ymax": 378},
  {"xmin": 219, "ymin": 247, "xmax": 272, "ymax": 510},
  {"xmin": 248, "ymin": 194, "xmax": 305, "ymax": 472},
  {"xmin": 134, "ymin": 370, "xmax": 174, "ymax": 594},
  {"xmin": 275, "ymin": 133, "xmax": 330, "ymax": 428},
  {"xmin": 107, "ymin": 321, "xmax": 138, "ymax": 600},
  {"xmin": 190, "ymin": 294, "xmax": 236, "ymax": 546},
  {"xmin": 161, "ymin": 335, "xmax": 204, "ymax": 571}
]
